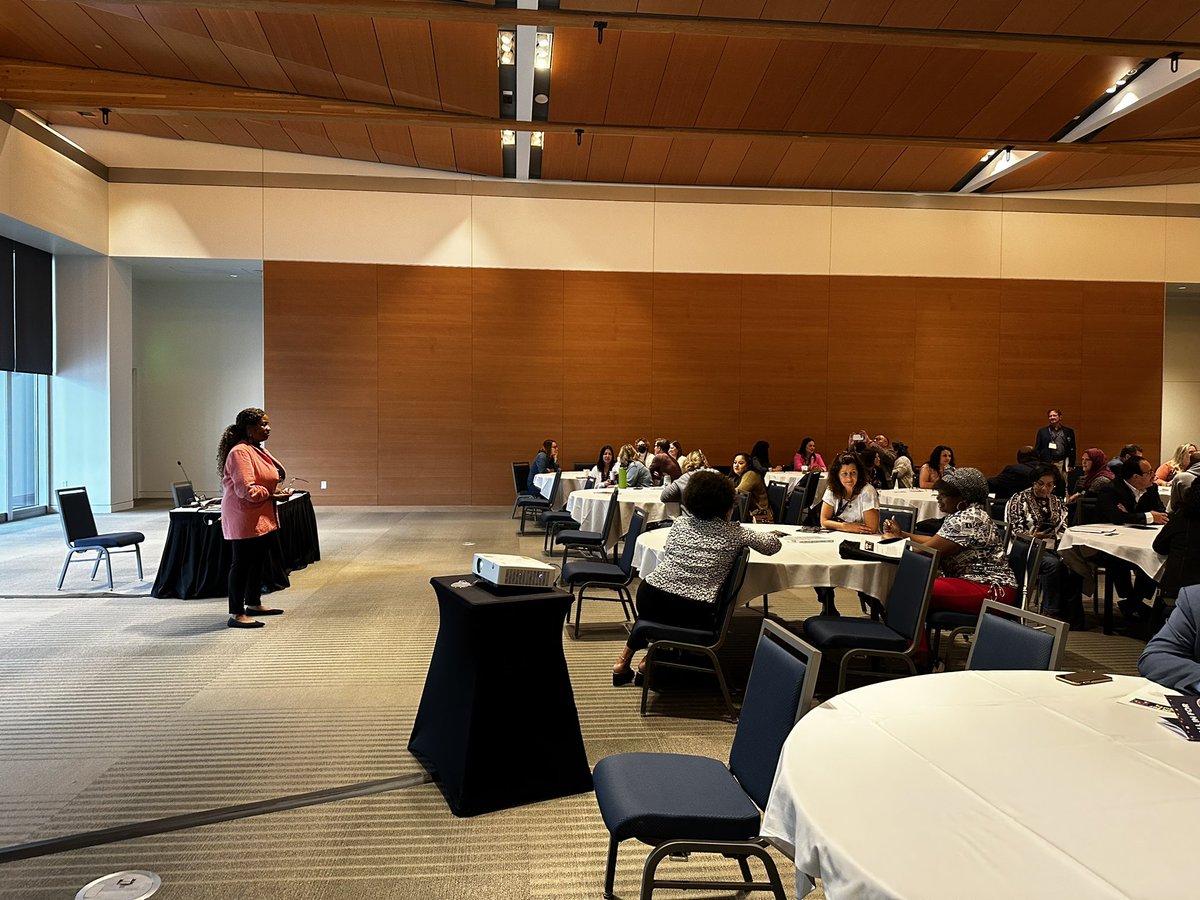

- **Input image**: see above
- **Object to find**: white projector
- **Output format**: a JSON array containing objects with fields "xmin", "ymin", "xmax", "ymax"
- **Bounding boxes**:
[{"xmin": 472, "ymin": 553, "xmax": 556, "ymax": 588}]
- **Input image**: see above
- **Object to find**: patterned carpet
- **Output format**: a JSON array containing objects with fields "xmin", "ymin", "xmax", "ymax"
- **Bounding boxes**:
[{"xmin": 0, "ymin": 505, "xmax": 1145, "ymax": 899}]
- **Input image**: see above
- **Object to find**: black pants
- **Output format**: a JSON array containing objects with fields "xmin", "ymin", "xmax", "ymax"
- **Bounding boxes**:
[
  {"xmin": 629, "ymin": 581, "xmax": 714, "ymax": 650},
  {"xmin": 228, "ymin": 534, "xmax": 271, "ymax": 616}
]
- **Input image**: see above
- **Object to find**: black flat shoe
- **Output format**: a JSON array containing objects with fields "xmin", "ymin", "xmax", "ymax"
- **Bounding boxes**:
[
  {"xmin": 245, "ymin": 607, "xmax": 284, "ymax": 616},
  {"xmin": 612, "ymin": 668, "xmax": 635, "ymax": 687},
  {"xmin": 227, "ymin": 618, "xmax": 265, "ymax": 629}
]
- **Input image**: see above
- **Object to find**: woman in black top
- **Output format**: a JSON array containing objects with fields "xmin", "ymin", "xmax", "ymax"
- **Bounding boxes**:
[{"xmin": 1154, "ymin": 478, "xmax": 1200, "ymax": 599}]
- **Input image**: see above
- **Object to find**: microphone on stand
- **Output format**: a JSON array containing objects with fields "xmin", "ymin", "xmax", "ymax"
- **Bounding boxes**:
[{"xmin": 177, "ymin": 460, "xmax": 205, "ymax": 504}]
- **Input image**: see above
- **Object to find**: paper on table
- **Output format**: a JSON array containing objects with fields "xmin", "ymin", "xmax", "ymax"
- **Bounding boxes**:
[
  {"xmin": 1073, "ymin": 527, "xmax": 1118, "ymax": 535},
  {"xmin": 1119, "ymin": 683, "xmax": 1180, "ymax": 713}
]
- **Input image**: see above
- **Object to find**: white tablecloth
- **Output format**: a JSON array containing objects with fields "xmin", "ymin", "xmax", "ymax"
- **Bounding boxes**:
[
  {"xmin": 762, "ymin": 671, "xmax": 1195, "ymax": 900},
  {"xmin": 878, "ymin": 487, "xmax": 941, "ymax": 523},
  {"xmin": 564, "ymin": 487, "xmax": 679, "ymax": 547},
  {"xmin": 1058, "ymin": 523, "xmax": 1166, "ymax": 580},
  {"xmin": 632, "ymin": 523, "xmax": 905, "ymax": 604},
  {"xmin": 533, "ymin": 470, "xmax": 592, "ymax": 506}
]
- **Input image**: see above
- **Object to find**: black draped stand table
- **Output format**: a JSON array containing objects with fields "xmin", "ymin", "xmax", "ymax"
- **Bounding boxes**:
[
  {"xmin": 408, "ymin": 576, "xmax": 593, "ymax": 817},
  {"xmin": 151, "ymin": 491, "xmax": 321, "ymax": 599}
]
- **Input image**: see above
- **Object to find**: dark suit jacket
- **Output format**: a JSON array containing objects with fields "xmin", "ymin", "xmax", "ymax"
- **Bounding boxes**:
[
  {"xmin": 1153, "ymin": 514, "xmax": 1200, "ymax": 599},
  {"xmin": 988, "ymin": 463, "xmax": 1034, "ymax": 500},
  {"xmin": 1095, "ymin": 478, "xmax": 1164, "ymax": 525},
  {"xmin": 1139, "ymin": 585, "xmax": 1200, "ymax": 693},
  {"xmin": 1034, "ymin": 425, "xmax": 1077, "ymax": 468}
]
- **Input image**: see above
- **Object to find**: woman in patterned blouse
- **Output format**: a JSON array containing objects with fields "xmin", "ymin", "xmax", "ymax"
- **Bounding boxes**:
[
  {"xmin": 612, "ymin": 470, "xmax": 782, "ymax": 686},
  {"xmin": 883, "ymin": 467, "xmax": 1017, "ymax": 614}
]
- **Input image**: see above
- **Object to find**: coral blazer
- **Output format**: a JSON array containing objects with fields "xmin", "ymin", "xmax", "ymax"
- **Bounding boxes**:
[{"xmin": 221, "ymin": 442, "xmax": 284, "ymax": 540}]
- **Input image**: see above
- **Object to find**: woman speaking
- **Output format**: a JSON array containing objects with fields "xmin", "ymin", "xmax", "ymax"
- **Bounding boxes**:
[{"xmin": 218, "ymin": 407, "xmax": 290, "ymax": 628}]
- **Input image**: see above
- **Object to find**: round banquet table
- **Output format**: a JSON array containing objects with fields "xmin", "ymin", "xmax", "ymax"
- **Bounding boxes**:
[
  {"xmin": 564, "ymin": 487, "xmax": 679, "ymax": 547},
  {"xmin": 633, "ymin": 523, "xmax": 905, "ymax": 605},
  {"xmin": 878, "ymin": 487, "xmax": 942, "ymax": 522},
  {"xmin": 761, "ymin": 671, "xmax": 1196, "ymax": 900},
  {"xmin": 533, "ymin": 469, "xmax": 592, "ymax": 506},
  {"xmin": 1058, "ymin": 523, "xmax": 1166, "ymax": 634}
]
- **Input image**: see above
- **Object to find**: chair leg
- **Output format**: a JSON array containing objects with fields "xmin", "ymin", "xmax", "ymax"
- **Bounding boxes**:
[
  {"xmin": 736, "ymin": 855, "xmax": 753, "ymax": 882},
  {"xmin": 57, "ymin": 551, "xmax": 73, "ymax": 591},
  {"xmin": 102, "ymin": 549, "xmax": 114, "ymax": 591},
  {"xmin": 573, "ymin": 592, "xmax": 584, "ymax": 639},
  {"xmin": 705, "ymin": 649, "xmax": 737, "ymax": 722},
  {"xmin": 89, "ymin": 551, "xmax": 103, "ymax": 580},
  {"xmin": 603, "ymin": 835, "xmax": 620, "ymax": 900},
  {"xmin": 134, "ymin": 544, "xmax": 143, "ymax": 580}
]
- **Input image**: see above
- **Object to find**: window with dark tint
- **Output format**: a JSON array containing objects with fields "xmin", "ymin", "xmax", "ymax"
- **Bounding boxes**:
[{"xmin": 13, "ymin": 242, "xmax": 52, "ymax": 375}]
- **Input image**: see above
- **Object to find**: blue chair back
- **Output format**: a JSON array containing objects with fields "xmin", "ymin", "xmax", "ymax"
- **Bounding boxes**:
[
  {"xmin": 546, "ymin": 468, "xmax": 564, "ymax": 506},
  {"xmin": 512, "ymin": 461, "xmax": 530, "ymax": 496},
  {"xmin": 599, "ymin": 488, "xmax": 621, "ymax": 536},
  {"xmin": 967, "ymin": 601, "xmax": 1066, "ymax": 671},
  {"xmin": 766, "ymin": 482, "xmax": 788, "ymax": 524},
  {"xmin": 617, "ymin": 509, "xmax": 646, "ymax": 576},
  {"xmin": 583, "ymin": 475, "xmax": 596, "ymax": 490},
  {"xmin": 729, "ymin": 622, "xmax": 822, "ymax": 810},
  {"xmin": 883, "ymin": 546, "xmax": 938, "ymax": 641},
  {"xmin": 878, "ymin": 506, "xmax": 914, "ymax": 533},
  {"xmin": 57, "ymin": 486, "xmax": 99, "ymax": 543},
  {"xmin": 736, "ymin": 491, "xmax": 750, "ymax": 523}
]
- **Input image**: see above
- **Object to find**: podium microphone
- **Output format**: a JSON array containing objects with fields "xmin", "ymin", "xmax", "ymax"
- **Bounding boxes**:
[{"xmin": 177, "ymin": 460, "xmax": 205, "ymax": 504}]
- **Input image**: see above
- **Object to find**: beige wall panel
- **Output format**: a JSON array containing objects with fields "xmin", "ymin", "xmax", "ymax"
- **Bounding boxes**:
[
  {"xmin": 109, "ymin": 183, "xmax": 263, "ymax": 259},
  {"xmin": 830, "ymin": 207, "xmax": 1001, "ymax": 278},
  {"xmin": 471, "ymin": 196, "xmax": 655, "ymax": 271},
  {"xmin": 58, "ymin": 125, "xmax": 267, "ymax": 172},
  {"xmin": 653, "ymin": 203, "xmax": 832, "ymax": 275},
  {"xmin": 1164, "ymin": 217, "xmax": 1200, "ymax": 283},
  {"xmin": 1, "ymin": 125, "xmax": 108, "ymax": 253},
  {"xmin": 1163, "ymin": 381, "xmax": 1200, "ymax": 463},
  {"xmin": 1000, "ymin": 211, "xmax": 1166, "ymax": 282},
  {"xmin": 263, "ymin": 188, "xmax": 472, "ymax": 265},
  {"xmin": 1165, "ymin": 183, "xmax": 1200, "ymax": 203},
  {"xmin": 1163, "ymin": 294, "xmax": 1200, "ymax": 454}
]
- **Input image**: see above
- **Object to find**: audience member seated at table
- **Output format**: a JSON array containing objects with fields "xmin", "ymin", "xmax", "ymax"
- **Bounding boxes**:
[
  {"xmin": 816, "ymin": 452, "xmax": 881, "ymax": 616},
  {"xmin": 648, "ymin": 437, "xmax": 683, "ymax": 485},
  {"xmin": 611, "ymin": 470, "xmax": 782, "ymax": 685},
  {"xmin": 793, "ymin": 437, "xmax": 827, "ymax": 472},
  {"xmin": 1170, "ymin": 450, "xmax": 1200, "ymax": 512},
  {"xmin": 526, "ymin": 438, "xmax": 561, "ymax": 494},
  {"xmin": 1006, "ymin": 464, "xmax": 1082, "ymax": 627},
  {"xmin": 589, "ymin": 444, "xmax": 617, "ymax": 486},
  {"xmin": 1156, "ymin": 443, "xmax": 1197, "ymax": 485},
  {"xmin": 988, "ymin": 446, "xmax": 1041, "ymax": 500},
  {"xmin": 1095, "ymin": 455, "xmax": 1169, "ymax": 622},
  {"xmin": 1153, "ymin": 478, "xmax": 1200, "ymax": 601},
  {"xmin": 891, "ymin": 442, "xmax": 915, "ymax": 488},
  {"xmin": 668, "ymin": 440, "xmax": 683, "ymax": 462},
  {"xmin": 660, "ymin": 450, "xmax": 714, "ymax": 507},
  {"xmin": 883, "ymin": 467, "xmax": 1017, "ymax": 615},
  {"xmin": 732, "ymin": 452, "xmax": 773, "ymax": 523},
  {"xmin": 617, "ymin": 443, "xmax": 653, "ymax": 488},
  {"xmin": 919, "ymin": 445, "xmax": 955, "ymax": 489},
  {"xmin": 1107, "ymin": 443, "xmax": 1143, "ymax": 480},
  {"xmin": 1138, "ymin": 585, "xmax": 1200, "ymax": 694},
  {"xmin": 635, "ymin": 439, "xmax": 653, "ymax": 466},
  {"xmin": 750, "ymin": 440, "xmax": 783, "ymax": 475},
  {"xmin": 1066, "ymin": 447, "xmax": 1116, "ymax": 505}
]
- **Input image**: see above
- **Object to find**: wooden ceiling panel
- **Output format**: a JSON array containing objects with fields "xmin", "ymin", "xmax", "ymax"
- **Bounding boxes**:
[
  {"xmin": 603, "ymin": 31, "xmax": 674, "ymax": 124},
  {"xmin": 256, "ymin": 13, "xmax": 344, "ymax": 98},
  {"xmin": 1001, "ymin": 56, "xmax": 1142, "ymax": 139},
  {"xmin": 281, "ymin": 120, "xmax": 339, "ymax": 156},
  {"xmin": 585, "ymin": 135, "xmax": 633, "ymax": 182},
  {"xmin": 649, "ymin": 34, "xmax": 726, "ymax": 126},
  {"xmin": 982, "ymin": 152, "xmax": 1077, "ymax": 192},
  {"xmin": 817, "ymin": 0, "xmax": 893, "ymax": 27},
  {"xmin": 915, "ymin": 51, "xmax": 1034, "ymax": 137},
  {"xmin": 134, "ymin": 7, "xmax": 248, "ymax": 85},
  {"xmin": 995, "ymin": 0, "xmax": 1078, "ymax": 35},
  {"xmin": 873, "ymin": 49, "xmax": 985, "ymax": 135},
  {"xmin": 324, "ymin": 121, "xmax": 378, "ymax": 161},
  {"xmin": 22, "ymin": 2, "xmax": 146, "ymax": 73},
  {"xmin": 692, "ymin": 37, "xmax": 777, "ymax": 128},
  {"xmin": 240, "ymin": 118, "xmax": 301, "ymax": 153},
  {"xmin": 0, "ymin": 5, "xmax": 92, "ymax": 66},
  {"xmin": 1096, "ymin": 79, "xmax": 1200, "ymax": 141},
  {"xmin": 451, "ymin": 127, "xmax": 501, "ymax": 177},
  {"xmin": 636, "ymin": 0, "xmax": 702, "ymax": 13},
  {"xmin": 695, "ymin": 136, "xmax": 752, "ymax": 185},
  {"xmin": 408, "ymin": 125, "xmax": 456, "ymax": 171},
  {"xmin": 622, "ymin": 135, "xmax": 672, "ymax": 183},
  {"xmin": 905, "ymin": 148, "xmax": 990, "ymax": 191},
  {"xmin": 1057, "ymin": 0, "xmax": 1142, "ymax": 38},
  {"xmin": 939, "ymin": 1, "xmax": 1023, "ymax": 32},
  {"xmin": 547, "ymin": 28, "xmax": 621, "ymax": 123},
  {"xmin": 78, "ymin": 6, "xmax": 196, "ymax": 80},
  {"xmin": 838, "ymin": 144, "xmax": 907, "ymax": 190},
  {"xmin": 373, "ymin": 19, "xmax": 440, "ymax": 109},
  {"xmin": 765, "ymin": 142, "xmax": 828, "ymax": 188},
  {"xmin": 658, "ymin": 137, "xmax": 712, "ymax": 184},
  {"xmin": 731, "ymin": 140, "xmax": 790, "ymax": 186},
  {"xmin": 782, "ymin": 43, "xmax": 884, "ymax": 133},
  {"xmin": 200, "ymin": 116, "xmax": 262, "ymax": 149},
  {"xmin": 365, "ymin": 124, "xmax": 419, "ymax": 167},
  {"xmin": 540, "ymin": 131, "xmax": 592, "ymax": 181},
  {"xmin": 804, "ymin": 144, "xmax": 870, "ymax": 189},
  {"xmin": 698, "ymin": 0, "xmax": 767, "ymax": 17},
  {"xmin": 738, "ymin": 40, "xmax": 831, "ymax": 130},
  {"xmin": 196, "ymin": 9, "xmax": 294, "ymax": 91},
  {"xmin": 429, "ymin": 22, "xmax": 497, "ymax": 117},
  {"xmin": 827, "ymin": 45, "xmax": 935, "ymax": 135},
  {"xmin": 161, "ymin": 113, "xmax": 220, "ymax": 142},
  {"xmin": 873, "ymin": 146, "xmax": 947, "ymax": 192},
  {"xmin": 956, "ymin": 53, "xmax": 1085, "ymax": 140},
  {"xmin": 879, "ymin": 0, "xmax": 958, "ymax": 29},
  {"xmin": 1108, "ymin": 1, "xmax": 1197, "ymax": 41},
  {"xmin": 119, "ymin": 110, "xmax": 197, "ymax": 140},
  {"xmin": 1167, "ymin": 10, "xmax": 1200, "ymax": 43},
  {"xmin": 315, "ymin": 15, "xmax": 392, "ymax": 105}
]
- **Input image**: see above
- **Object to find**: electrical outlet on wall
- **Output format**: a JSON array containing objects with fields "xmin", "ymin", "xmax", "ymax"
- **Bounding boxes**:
[{"xmin": 320, "ymin": 481, "xmax": 327, "ymax": 490}]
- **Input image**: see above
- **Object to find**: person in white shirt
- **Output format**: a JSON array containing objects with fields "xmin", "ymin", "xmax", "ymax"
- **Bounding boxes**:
[{"xmin": 814, "ymin": 451, "xmax": 880, "ymax": 616}]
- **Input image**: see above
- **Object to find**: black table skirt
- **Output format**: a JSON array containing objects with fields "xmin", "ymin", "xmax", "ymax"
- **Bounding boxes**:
[
  {"xmin": 151, "ymin": 491, "xmax": 321, "ymax": 600},
  {"xmin": 408, "ymin": 575, "xmax": 593, "ymax": 817}
]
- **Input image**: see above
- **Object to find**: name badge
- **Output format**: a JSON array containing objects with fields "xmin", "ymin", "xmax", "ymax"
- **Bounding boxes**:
[{"xmin": 1048, "ymin": 442, "xmax": 1057, "ymax": 450}]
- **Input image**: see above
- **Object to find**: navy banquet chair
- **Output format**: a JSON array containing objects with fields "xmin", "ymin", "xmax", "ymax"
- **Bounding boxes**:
[
  {"xmin": 966, "ymin": 600, "xmax": 1068, "ymax": 671},
  {"xmin": 56, "ymin": 486, "xmax": 145, "ymax": 591},
  {"xmin": 560, "ymin": 508, "xmax": 644, "ymax": 638}
]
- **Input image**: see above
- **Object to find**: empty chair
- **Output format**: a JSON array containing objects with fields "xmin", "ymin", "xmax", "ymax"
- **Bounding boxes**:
[
  {"xmin": 557, "ymin": 488, "xmax": 619, "ymax": 564},
  {"xmin": 766, "ymin": 481, "xmax": 788, "ymax": 526},
  {"xmin": 877, "ymin": 505, "xmax": 915, "ymax": 533},
  {"xmin": 736, "ymin": 491, "xmax": 751, "ymax": 523},
  {"xmin": 56, "ymin": 486, "xmax": 145, "ymax": 591},
  {"xmin": 515, "ymin": 468, "xmax": 558, "ymax": 534},
  {"xmin": 804, "ymin": 545, "xmax": 939, "ymax": 693},
  {"xmin": 966, "ymin": 600, "xmax": 1068, "ymax": 671},
  {"xmin": 560, "ymin": 509, "xmax": 644, "ymax": 638},
  {"xmin": 542, "ymin": 475, "xmax": 595, "ymax": 553},
  {"xmin": 510, "ymin": 461, "xmax": 531, "ymax": 519},
  {"xmin": 170, "ymin": 480, "xmax": 196, "ymax": 507},
  {"xmin": 592, "ymin": 621, "xmax": 821, "ymax": 900}
]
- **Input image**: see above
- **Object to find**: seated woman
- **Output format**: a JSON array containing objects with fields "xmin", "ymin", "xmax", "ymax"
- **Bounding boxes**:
[
  {"xmin": 589, "ymin": 444, "xmax": 616, "ymax": 486},
  {"xmin": 793, "ymin": 437, "xmax": 826, "ymax": 472},
  {"xmin": 1153, "ymin": 477, "xmax": 1200, "ymax": 601},
  {"xmin": 863, "ymin": 450, "xmax": 888, "ymax": 490},
  {"xmin": 816, "ymin": 451, "xmax": 881, "ymax": 615},
  {"xmin": 1155, "ymin": 443, "xmax": 1197, "ymax": 485},
  {"xmin": 668, "ymin": 440, "xmax": 683, "ymax": 462},
  {"xmin": 660, "ymin": 449, "xmax": 713, "ymax": 506},
  {"xmin": 526, "ymin": 438, "xmax": 560, "ymax": 494},
  {"xmin": 732, "ymin": 452, "xmax": 773, "ymax": 523},
  {"xmin": 750, "ymin": 440, "xmax": 782, "ymax": 475},
  {"xmin": 1066, "ymin": 447, "xmax": 1116, "ymax": 505},
  {"xmin": 919, "ymin": 444, "xmax": 955, "ymax": 489},
  {"xmin": 617, "ymin": 443, "xmax": 653, "ymax": 488},
  {"xmin": 1006, "ymin": 464, "xmax": 1081, "ymax": 627},
  {"xmin": 883, "ymin": 467, "xmax": 1017, "ymax": 615},
  {"xmin": 612, "ymin": 471, "xmax": 782, "ymax": 685},
  {"xmin": 891, "ymin": 442, "xmax": 915, "ymax": 488}
]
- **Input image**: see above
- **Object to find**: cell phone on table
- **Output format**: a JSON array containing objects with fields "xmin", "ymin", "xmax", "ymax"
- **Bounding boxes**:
[{"xmin": 1055, "ymin": 671, "xmax": 1113, "ymax": 686}]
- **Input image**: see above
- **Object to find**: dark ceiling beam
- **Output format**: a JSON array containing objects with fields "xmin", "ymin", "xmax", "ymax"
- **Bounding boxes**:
[
  {"xmin": 95, "ymin": 0, "xmax": 1200, "ymax": 59},
  {"xmin": 5, "ymin": 60, "xmax": 1200, "ymax": 158}
]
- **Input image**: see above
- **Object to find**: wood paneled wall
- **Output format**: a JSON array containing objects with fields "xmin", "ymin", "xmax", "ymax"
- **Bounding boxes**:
[{"xmin": 264, "ymin": 263, "xmax": 1164, "ymax": 505}]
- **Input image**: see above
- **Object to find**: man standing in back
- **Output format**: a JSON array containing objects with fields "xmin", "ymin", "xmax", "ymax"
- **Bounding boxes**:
[{"xmin": 1034, "ymin": 408, "xmax": 1077, "ymax": 471}]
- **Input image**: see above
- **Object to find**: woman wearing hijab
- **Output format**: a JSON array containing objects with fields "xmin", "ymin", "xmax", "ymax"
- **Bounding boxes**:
[
  {"xmin": 1067, "ymin": 447, "xmax": 1117, "ymax": 503},
  {"xmin": 883, "ymin": 467, "xmax": 1017, "ymax": 615}
]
